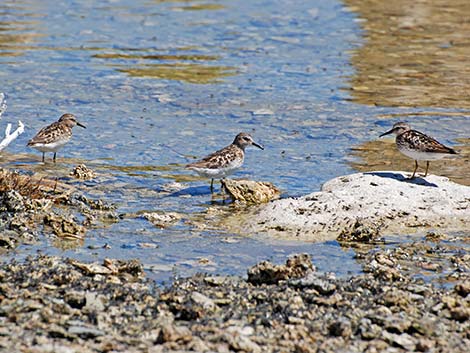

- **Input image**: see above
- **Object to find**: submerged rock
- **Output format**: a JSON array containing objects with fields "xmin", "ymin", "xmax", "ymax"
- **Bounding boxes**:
[
  {"xmin": 142, "ymin": 212, "xmax": 182, "ymax": 228},
  {"xmin": 232, "ymin": 172, "xmax": 470, "ymax": 241},
  {"xmin": 0, "ymin": 168, "xmax": 120, "ymax": 249},
  {"xmin": 44, "ymin": 213, "xmax": 86, "ymax": 240},
  {"xmin": 221, "ymin": 178, "xmax": 280, "ymax": 204}
]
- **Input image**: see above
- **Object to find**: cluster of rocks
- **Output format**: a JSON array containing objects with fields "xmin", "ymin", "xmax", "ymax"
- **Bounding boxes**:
[
  {"xmin": 1, "ymin": 167, "xmax": 469, "ymax": 352},
  {"xmin": 0, "ymin": 249, "xmax": 468, "ymax": 352},
  {"xmin": 0, "ymin": 168, "xmax": 117, "ymax": 249}
]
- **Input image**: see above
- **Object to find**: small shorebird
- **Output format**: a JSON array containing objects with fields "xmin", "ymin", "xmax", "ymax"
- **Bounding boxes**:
[
  {"xmin": 186, "ymin": 132, "xmax": 264, "ymax": 192},
  {"xmin": 379, "ymin": 122, "xmax": 457, "ymax": 179},
  {"xmin": 27, "ymin": 113, "xmax": 86, "ymax": 162}
]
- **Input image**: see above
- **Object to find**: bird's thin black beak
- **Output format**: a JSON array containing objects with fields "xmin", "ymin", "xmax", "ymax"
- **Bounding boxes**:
[
  {"xmin": 252, "ymin": 141, "xmax": 264, "ymax": 150},
  {"xmin": 379, "ymin": 129, "xmax": 393, "ymax": 138},
  {"xmin": 77, "ymin": 122, "xmax": 86, "ymax": 129}
]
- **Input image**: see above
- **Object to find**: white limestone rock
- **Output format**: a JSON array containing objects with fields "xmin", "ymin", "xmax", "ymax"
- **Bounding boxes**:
[{"xmin": 231, "ymin": 172, "xmax": 470, "ymax": 241}]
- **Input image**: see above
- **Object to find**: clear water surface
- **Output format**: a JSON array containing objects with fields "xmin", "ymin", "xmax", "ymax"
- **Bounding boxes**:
[{"xmin": 1, "ymin": 0, "xmax": 468, "ymax": 283}]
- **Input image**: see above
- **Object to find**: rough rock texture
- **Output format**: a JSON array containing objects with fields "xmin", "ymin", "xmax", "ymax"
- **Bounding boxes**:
[
  {"xmin": 233, "ymin": 172, "xmax": 470, "ymax": 241},
  {"xmin": 70, "ymin": 164, "xmax": 96, "ymax": 180},
  {"xmin": 142, "ymin": 212, "xmax": 182, "ymax": 229},
  {"xmin": 0, "ymin": 249, "xmax": 468, "ymax": 353},
  {"xmin": 247, "ymin": 253, "xmax": 315, "ymax": 285},
  {"xmin": 0, "ymin": 168, "xmax": 118, "ymax": 249},
  {"xmin": 221, "ymin": 178, "xmax": 281, "ymax": 204}
]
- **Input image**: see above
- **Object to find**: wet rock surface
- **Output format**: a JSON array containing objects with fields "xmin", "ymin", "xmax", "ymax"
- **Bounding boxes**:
[
  {"xmin": 0, "ymin": 245, "xmax": 468, "ymax": 353},
  {"xmin": 233, "ymin": 172, "xmax": 470, "ymax": 241},
  {"xmin": 247, "ymin": 253, "xmax": 315, "ymax": 285},
  {"xmin": 0, "ymin": 168, "xmax": 118, "ymax": 250},
  {"xmin": 70, "ymin": 164, "xmax": 96, "ymax": 180},
  {"xmin": 221, "ymin": 178, "xmax": 281, "ymax": 204},
  {"xmin": 142, "ymin": 211, "xmax": 182, "ymax": 229}
]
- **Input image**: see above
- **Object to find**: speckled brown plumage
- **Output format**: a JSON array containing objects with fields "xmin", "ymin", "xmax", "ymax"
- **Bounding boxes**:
[
  {"xmin": 27, "ymin": 113, "xmax": 86, "ymax": 162},
  {"xmin": 380, "ymin": 122, "xmax": 457, "ymax": 179},
  {"xmin": 28, "ymin": 121, "xmax": 73, "ymax": 146},
  {"xmin": 396, "ymin": 129, "xmax": 457, "ymax": 155},
  {"xmin": 186, "ymin": 132, "xmax": 264, "ymax": 192},
  {"xmin": 187, "ymin": 144, "xmax": 244, "ymax": 170}
]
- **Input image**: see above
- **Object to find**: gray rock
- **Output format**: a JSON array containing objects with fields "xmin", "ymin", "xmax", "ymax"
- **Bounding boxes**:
[
  {"xmin": 67, "ymin": 325, "xmax": 105, "ymax": 338},
  {"xmin": 290, "ymin": 272, "xmax": 336, "ymax": 295},
  {"xmin": 329, "ymin": 317, "xmax": 352, "ymax": 337},
  {"xmin": 247, "ymin": 254, "xmax": 315, "ymax": 285},
  {"xmin": 190, "ymin": 291, "xmax": 217, "ymax": 311},
  {"xmin": 382, "ymin": 332, "xmax": 416, "ymax": 351},
  {"xmin": 142, "ymin": 212, "xmax": 181, "ymax": 228}
]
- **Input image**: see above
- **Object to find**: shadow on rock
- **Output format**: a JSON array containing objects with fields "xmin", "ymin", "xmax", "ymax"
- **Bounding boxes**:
[{"xmin": 364, "ymin": 171, "xmax": 438, "ymax": 187}]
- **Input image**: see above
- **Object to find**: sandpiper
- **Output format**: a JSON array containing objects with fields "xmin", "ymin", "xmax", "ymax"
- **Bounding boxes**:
[
  {"xmin": 27, "ymin": 113, "xmax": 86, "ymax": 162},
  {"xmin": 379, "ymin": 122, "xmax": 457, "ymax": 179},
  {"xmin": 186, "ymin": 132, "xmax": 264, "ymax": 192}
]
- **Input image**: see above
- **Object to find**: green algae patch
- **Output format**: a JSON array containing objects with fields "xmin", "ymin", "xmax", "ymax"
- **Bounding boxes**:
[{"xmin": 117, "ymin": 63, "xmax": 237, "ymax": 84}]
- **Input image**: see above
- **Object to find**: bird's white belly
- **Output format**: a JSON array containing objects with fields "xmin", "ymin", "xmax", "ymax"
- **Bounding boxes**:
[
  {"xmin": 191, "ymin": 159, "xmax": 243, "ymax": 179},
  {"xmin": 398, "ymin": 147, "xmax": 452, "ymax": 161},
  {"xmin": 31, "ymin": 139, "xmax": 69, "ymax": 153}
]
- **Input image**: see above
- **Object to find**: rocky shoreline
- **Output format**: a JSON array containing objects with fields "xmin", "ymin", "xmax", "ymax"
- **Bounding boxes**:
[
  {"xmin": 0, "ymin": 168, "xmax": 117, "ymax": 251},
  {"xmin": 1, "ymin": 167, "xmax": 469, "ymax": 352},
  {"xmin": 0, "ymin": 242, "xmax": 469, "ymax": 352}
]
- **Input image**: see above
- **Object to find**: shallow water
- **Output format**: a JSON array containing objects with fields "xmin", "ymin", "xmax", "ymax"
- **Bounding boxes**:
[{"xmin": 1, "ymin": 0, "xmax": 469, "ymax": 283}]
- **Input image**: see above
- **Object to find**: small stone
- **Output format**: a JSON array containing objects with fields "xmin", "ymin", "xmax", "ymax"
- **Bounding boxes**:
[
  {"xmin": 204, "ymin": 276, "xmax": 227, "ymax": 286},
  {"xmin": 416, "ymin": 338, "xmax": 435, "ymax": 352},
  {"xmin": 221, "ymin": 178, "xmax": 281, "ymax": 204},
  {"xmin": 224, "ymin": 331, "xmax": 261, "ymax": 353},
  {"xmin": 83, "ymin": 292, "xmax": 106, "ymax": 312},
  {"xmin": 337, "ymin": 218, "xmax": 382, "ymax": 243},
  {"xmin": 455, "ymin": 280, "xmax": 470, "ymax": 297},
  {"xmin": 382, "ymin": 332, "xmax": 416, "ymax": 351},
  {"xmin": 247, "ymin": 254, "xmax": 314, "ymax": 285},
  {"xmin": 329, "ymin": 317, "xmax": 352, "ymax": 337},
  {"xmin": 44, "ymin": 213, "xmax": 86, "ymax": 240},
  {"xmin": 68, "ymin": 325, "xmax": 104, "ymax": 338},
  {"xmin": 450, "ymin": 306, "xmax": 470, "ymax": 322},
  {"xmin": 359, "ymin": 319, "xmax": 382, "ymax": 340},
  {"xmin": 190, "ymin": 291, "xmax": 217, "ymax": 311},
  {"xmin": 290, "ymin": 272, "xmax": 336, "ymax": 295},
  {"xmin": 70, "ymin": 164, "xmax": 96, "ymax": 180},
  {"xmin": 142, "ymin": 212, "xmax": 181, "ymax": 228},
  {"xmin": 252, "ymin": 108, "xmax": 274, "ymax": 115},
  {"xmin": 384, "ymin": 316, "xmax": 412, "ymax": 333},
  {"xmin": 64, "ymin": 291, "xmax": 86, "ymax": 309},
  {"xmin": 425, "ymin": 231, "xmax": 446, "ymax": 242}
]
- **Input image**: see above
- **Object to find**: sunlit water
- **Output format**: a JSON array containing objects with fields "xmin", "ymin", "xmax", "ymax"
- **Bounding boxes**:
[{"xmin": 1, "ymin": 0, "xmax": 468, "ymax": 283}]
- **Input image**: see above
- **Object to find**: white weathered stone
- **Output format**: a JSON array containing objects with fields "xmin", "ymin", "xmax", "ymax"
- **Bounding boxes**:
[{"xmin": 227, "ymin": 172, "xmax": 470, "ymax": 241}]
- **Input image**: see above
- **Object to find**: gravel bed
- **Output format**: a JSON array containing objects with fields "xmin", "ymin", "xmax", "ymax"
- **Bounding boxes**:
[{"xmin": 0, "ymin": 248, "xmax": 468, "ymax": 353}]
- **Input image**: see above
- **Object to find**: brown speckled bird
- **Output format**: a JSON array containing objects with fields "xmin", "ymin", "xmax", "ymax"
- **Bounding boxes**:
[
  {"xmin": 27, "ymin": 113, "xmax": 86, "ymax": 162},
  {"xmin": 186, "ymin": 132, "xmax": 264, "ymax": 192},
  {"xmin": 380, "ymin": 122, "xmax": 457, "ymax": 179}
]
